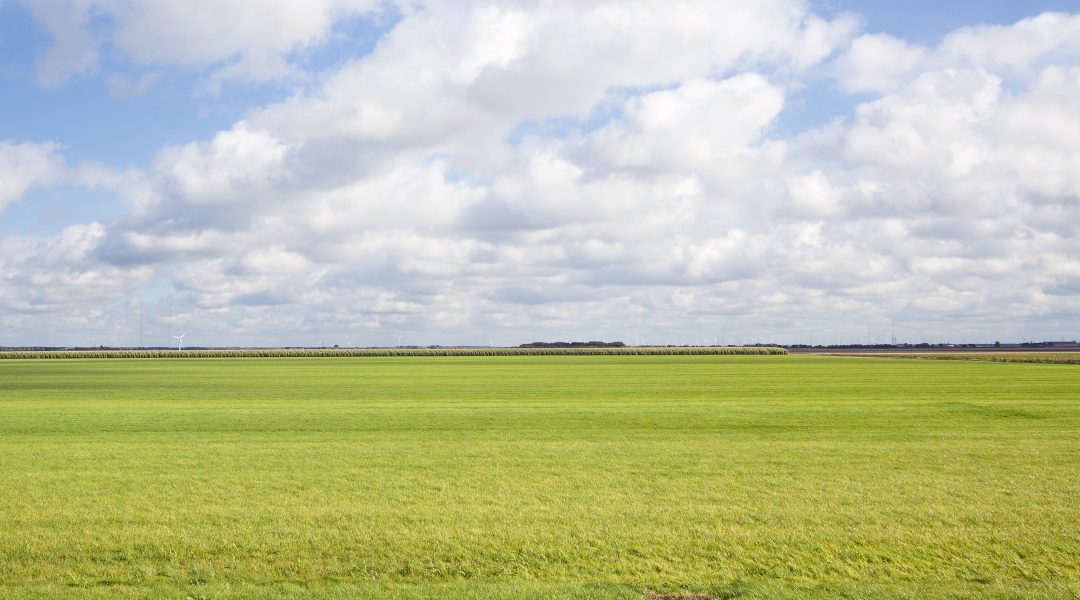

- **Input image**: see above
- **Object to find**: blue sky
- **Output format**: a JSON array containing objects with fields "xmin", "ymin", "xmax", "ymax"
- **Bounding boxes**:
[
  {"xmin": 0, "ymin": 5, "xmax": 395, "ymax": 166},
  {"xmin": 1, "ymin": 1, "xmax": 1079, "ymax": 347},
  {"xmin": 825, "ymin": 0, "xmax": 1080, "ymax": 39}
]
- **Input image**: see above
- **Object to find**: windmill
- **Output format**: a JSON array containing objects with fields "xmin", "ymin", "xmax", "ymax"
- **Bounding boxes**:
[{"xmin": 173, "ymin": 332, "xmax": 187, "ymax": 351}]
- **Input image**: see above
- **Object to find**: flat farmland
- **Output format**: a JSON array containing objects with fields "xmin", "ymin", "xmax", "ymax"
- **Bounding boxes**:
[
  {"xmin": 0, "ymin": 356, "xmax": 1077, "ymax": 599},
  {"xmin": 832, "ymin": 352, "xmax": 1080, "ymax": 365}
]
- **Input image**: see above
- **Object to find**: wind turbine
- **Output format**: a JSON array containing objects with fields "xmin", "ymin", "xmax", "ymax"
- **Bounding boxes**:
[{"xmin": 173, "ymin": 332, "xmax": 187, "ymax": 351}]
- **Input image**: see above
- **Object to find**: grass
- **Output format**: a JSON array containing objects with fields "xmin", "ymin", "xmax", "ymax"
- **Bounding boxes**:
[
  {"xmin": 0, "ymin": 355, "xmax": 1077, "ymax": 599},
  {"xmin": 842, "ymin": 352, "xmax": 1080, "ymax": 365}
]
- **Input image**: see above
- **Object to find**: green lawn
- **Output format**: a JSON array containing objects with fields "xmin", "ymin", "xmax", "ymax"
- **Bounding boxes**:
[{"xmin": 0, "ymin": 356, "xmax": 1077, "ymax": 599}]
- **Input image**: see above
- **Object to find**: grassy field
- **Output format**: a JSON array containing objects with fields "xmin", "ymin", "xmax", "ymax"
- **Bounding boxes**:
[
  {"xmin": 839, "ymin": 352, "xmax": 1080, "ymax": 365},
  {"xmin": 0, "ymin": 356, "xmax": 1077, "ymax": 599}
]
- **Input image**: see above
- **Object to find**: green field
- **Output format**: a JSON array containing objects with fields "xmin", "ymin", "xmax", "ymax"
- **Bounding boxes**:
[
  {"xmin": 837, "ymin": 352, "xmax": 1080, "ymax": 365},
  {"xmin": 1, "ymin": 356, "xmax": 1077, "ymax": 599}
]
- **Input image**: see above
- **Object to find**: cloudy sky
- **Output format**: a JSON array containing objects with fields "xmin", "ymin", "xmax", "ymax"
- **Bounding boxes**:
[{"xmin": 1, "ymin": 1, "xmax": 1079, "ymax": 347}]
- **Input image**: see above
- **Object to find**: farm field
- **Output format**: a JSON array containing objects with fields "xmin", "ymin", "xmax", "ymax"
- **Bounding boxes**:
[
  {"xmin": 0, "ymin": 356, "xmax": 1078, "ymax": 599},
  {"xmin": 832, "ymin": 352, "xmax": 1080, "ymax": 365}
]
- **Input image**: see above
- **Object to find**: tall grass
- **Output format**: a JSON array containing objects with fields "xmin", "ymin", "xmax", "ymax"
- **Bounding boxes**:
[{"xmin": 0, "ymin": 346, "xmax": 787, "ymax": 359}]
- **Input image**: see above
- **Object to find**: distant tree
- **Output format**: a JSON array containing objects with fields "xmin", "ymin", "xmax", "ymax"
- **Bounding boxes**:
[{"xmin": 519, "ymin": 341, "xmax": 626, "ymax": 348}]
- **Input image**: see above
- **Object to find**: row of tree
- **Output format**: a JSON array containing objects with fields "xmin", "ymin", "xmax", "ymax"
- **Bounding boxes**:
[{"xmin": 519, "ymin": 341, "xmax": 627, "ymax": 348}]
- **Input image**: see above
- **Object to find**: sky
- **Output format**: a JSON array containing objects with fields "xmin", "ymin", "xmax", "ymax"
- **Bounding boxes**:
[{"xmin": 1, "ymin": 1, "xmax": 1079, "ymax": 347}]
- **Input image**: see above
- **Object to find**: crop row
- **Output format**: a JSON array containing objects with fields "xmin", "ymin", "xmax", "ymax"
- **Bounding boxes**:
[{"xmin": 0, "ymin": 346, "xmax": 788, "ymax": 359}]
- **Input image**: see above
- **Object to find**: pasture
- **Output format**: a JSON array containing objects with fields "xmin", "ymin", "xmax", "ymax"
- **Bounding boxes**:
[
  {"xmin": 0, "ymin": 356, "xmax": 1077, "ymax": 599},
  {"xmin": 831, "ymin": 352, "xmax": 1080, "ymax": 365}
]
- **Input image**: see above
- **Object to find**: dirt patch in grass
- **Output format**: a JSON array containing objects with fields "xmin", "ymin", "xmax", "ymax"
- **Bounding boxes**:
[{"xmin": 646, "ymin": 592, "xmax": 714, "ymax": 600}]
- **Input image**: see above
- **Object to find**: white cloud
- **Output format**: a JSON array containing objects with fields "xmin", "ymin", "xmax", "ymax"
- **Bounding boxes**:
[
  {"xmin": 23, "ymin": 0, "xmax": 382, "ymax": 86},
  {"xmin": 104, "ymin": 0, "xmax": 374, "ymax": 66},
  {"xmin": 255, "ymin": 0, "xmax": 854, "ymax": 155},
  {"xmin": 585, "ymin": 75, "xmax": 785, "ymax": 175},
  {"xmin": 844, "ymin": 68, "xmax": 1002, "ymax": 176},
  {"xmin": 155, "ymin": 123, "xmax": 289, "ymax": 206},
  {"xmin": 937, "ymin": 11, "xmax": 1080, "ymax": 73},
  {"xmin": 834, "ymin": 11, "xmax": 1080, "ymax": 94},
  {"xmin": 5, "ymin": 5, "xmax": 1080, "ymax": 346},
  {"xmin": 834, "ymin": 33, "xmax": 929, "ymax": 94},
  {"xmin": 0, "ymin": 223, "xmax": 153, "ymax": 313},
  {"xmin": 26, "ymin": 0, "xmax": 98, "ymax": 86},
  {"xmin": 842, "ymin": 65, "xmax": 1080, "ymax": 205},
  {"xmin": 0, "ymin": 141, "xmax": 65, "ymax": 211},
  {"xmin": 785, "ymin": 170, "xmax": 841, "ymax": 218}
]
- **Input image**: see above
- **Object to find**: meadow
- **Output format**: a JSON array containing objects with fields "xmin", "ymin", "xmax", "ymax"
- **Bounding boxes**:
[
  {"xmin": 836, "ymin": 352, "xmax": 1080, "ymax": 365},
  {"xmin": 0, "ymin": 355, "xmax": 1077, "ymax": 599}
]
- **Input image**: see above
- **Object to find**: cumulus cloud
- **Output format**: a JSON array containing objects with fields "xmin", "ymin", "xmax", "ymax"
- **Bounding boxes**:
[
  {"xmin": 584, "ymin": 75, "xmax": 785, "ymax": 176},
  {"xmin": 833, "ymin": 33, "xmax": 929, "ymax": 94},
  {"xmin": 768, "ymin": 60, "xmax": 1080, "ymax": 339},
  {"xmin": 23, "ymin": 0, "xmax": 382, "ymax": 86},
  {"xmin": 835, "ymin": 11, "xmax": 1080, "ymax": 94},
  {"xmin": 25, "ymin": 0, "xmax": 99, "ymax": 86},
  {"xmin": 0, "ymin": 223, "xmax": 153, "ymax": 311},
  {"xmin": 841, "ymin": 65, "xmax": 1080, "ymax": 205},
  {"xmin": 253, "ymin": 1, "xmax": 855, "ymax": 149},
  {"xmin": 4, "ymin": 3, "xmax": 1080, "ymax": 345},
  {"xmin": 0, "ymin": 141, "xmax": 65, "ymax": 211}
]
